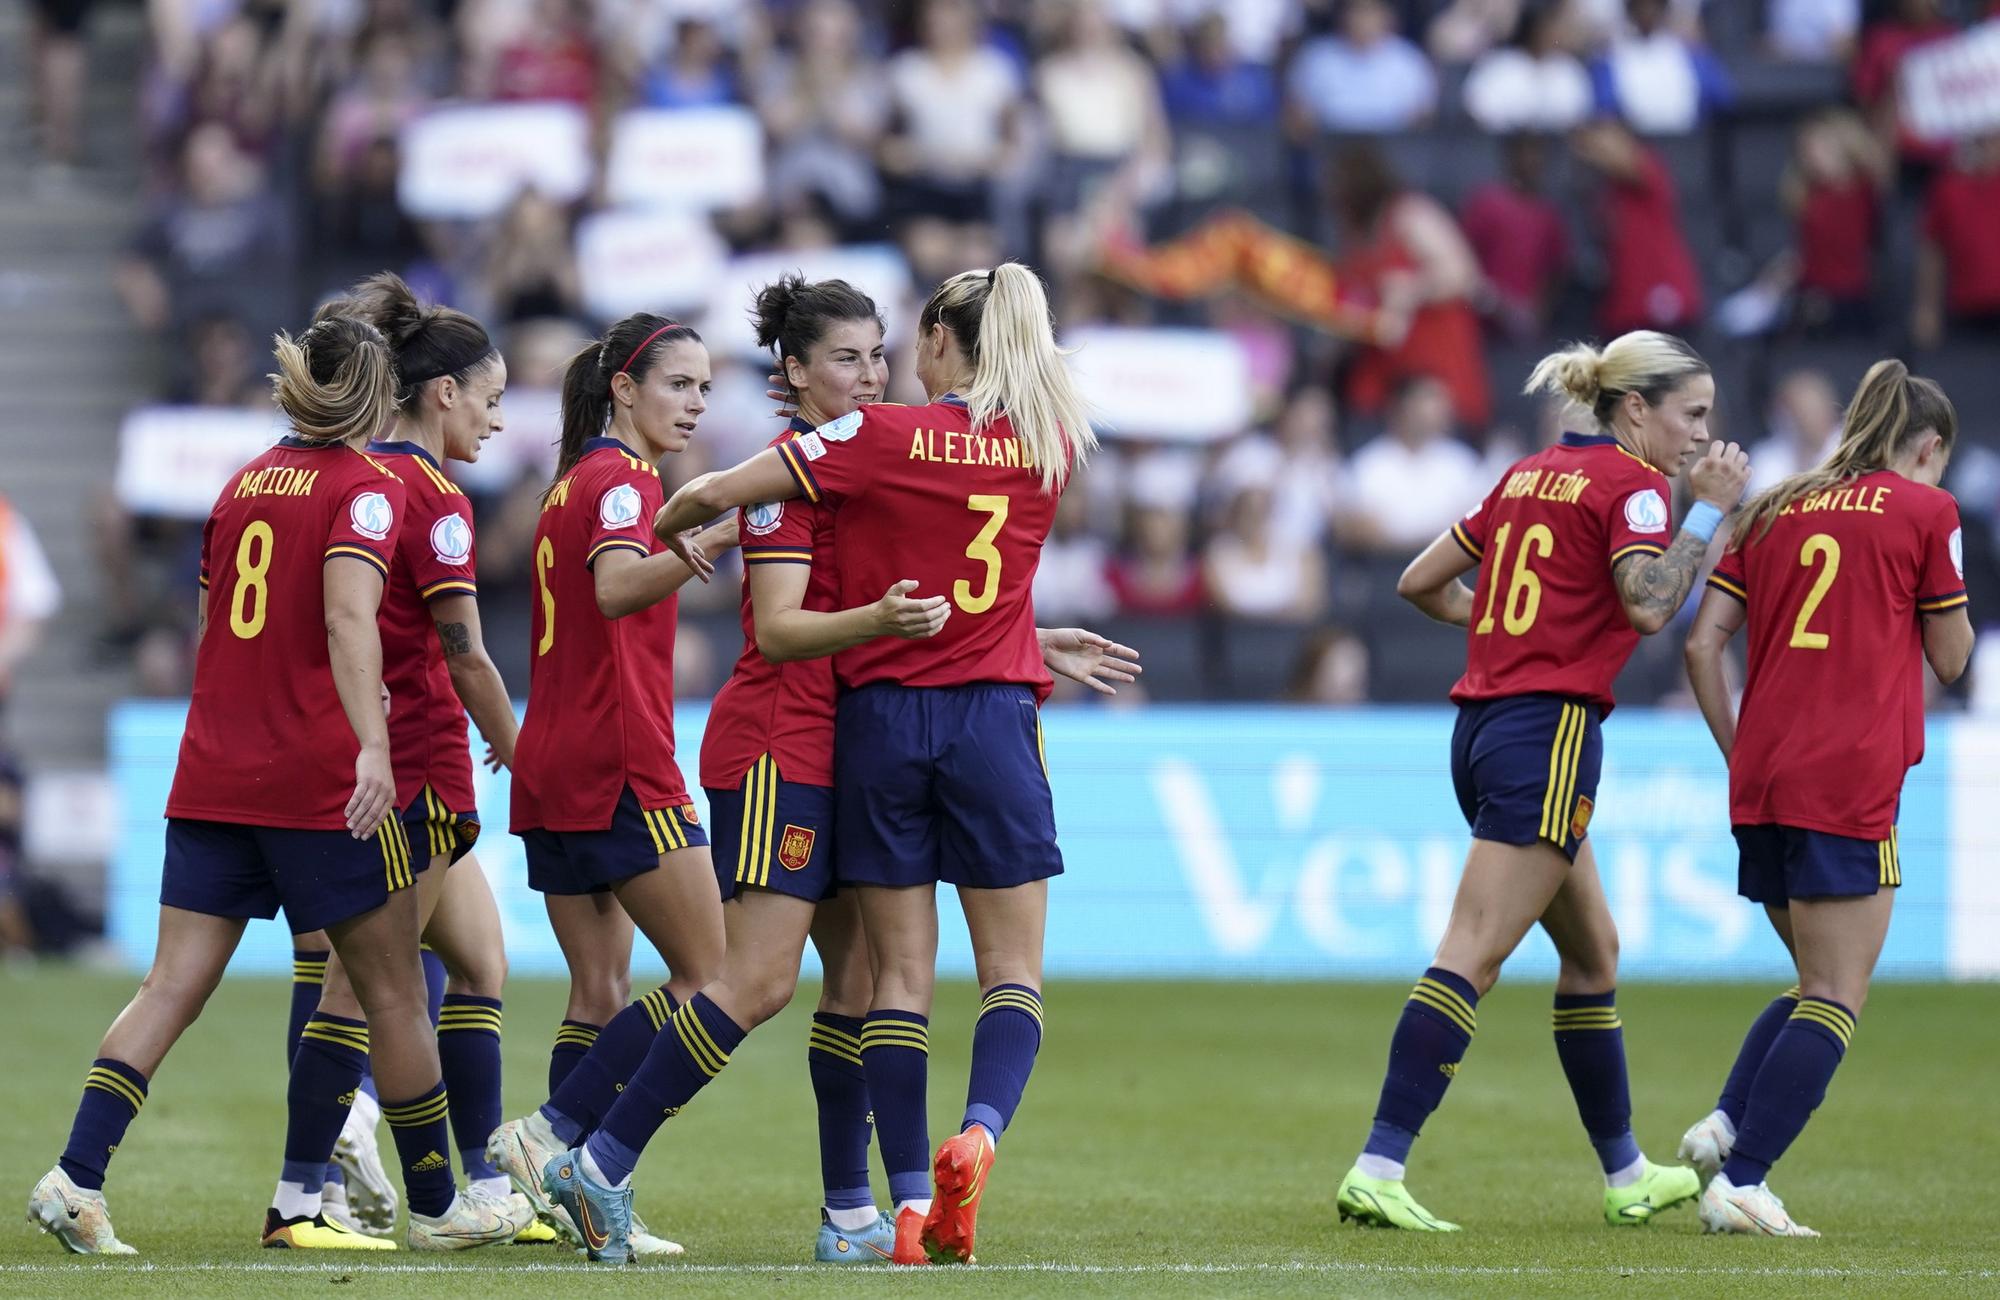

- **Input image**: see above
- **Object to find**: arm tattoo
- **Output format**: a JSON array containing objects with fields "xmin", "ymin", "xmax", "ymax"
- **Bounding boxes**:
[
  {"xmin": 1613, "ymin": 527, "xmax": 1709, "ymax": 623},
  {"xmin": 437, "ymin": 621, "xmax": 473, "ymax": 657}
]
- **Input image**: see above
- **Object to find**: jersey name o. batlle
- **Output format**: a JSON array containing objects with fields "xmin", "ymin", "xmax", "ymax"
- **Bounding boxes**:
[
  {"xmin": 1710, "ymin": 470, "xmax": 1966, "ymax": 839},
  {"xmin": 701, "ymin": 419, "xmax": 837, "ymax": 790},
  {"xmin": 511, "ymin": 437, "xmax": 686, "ymax": 832},
  {"xmin": 775, "ymin": 397, "xmax": 1056, "ymax": 696},
  {"xmin": 167, "ymin": 437, "xmax": 406, "ymax": 828},
  {"xmin": 367, "ymin": 440, "xmax": 477, "ymax": 811},
  {"xmin": 1450, "ymin": 432, "xmax": 1674, "ymax": 714}
]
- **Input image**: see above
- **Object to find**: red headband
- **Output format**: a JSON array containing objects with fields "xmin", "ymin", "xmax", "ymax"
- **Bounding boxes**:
[{"xmin": 616, "ymin": 322, "xmax": 678, "ymax": 375}]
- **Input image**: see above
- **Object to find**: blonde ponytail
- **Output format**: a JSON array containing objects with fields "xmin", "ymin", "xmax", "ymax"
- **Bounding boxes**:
[
  {"xmin": 1734, "ymin": 359, "xmax": 1958, "ymax": 545},
  {"xmin": 920, "ymin": 264, "xmax": 1097, "ymax": 493},
  {"xmin": 269, "ymin": 315, "xmax": 395, "ymax": 446},
  {"xmin": 1525, "ymin": 330, "xmax": 1708, "ymax": 433}
]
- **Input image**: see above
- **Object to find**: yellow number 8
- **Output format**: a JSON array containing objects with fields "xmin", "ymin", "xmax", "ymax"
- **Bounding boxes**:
[{"xmin": 229, "ymin": 520, "xmax": 275, "ymax": 640}]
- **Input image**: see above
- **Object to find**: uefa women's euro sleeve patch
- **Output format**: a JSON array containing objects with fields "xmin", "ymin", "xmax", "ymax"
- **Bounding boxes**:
[
  {"xmin": 1918, "ymin": 501, "xmax": 1969, "ymax": 614},
  {"xmin": 326, "ymin": 476, "xmax": 404, "ymax": 577},
  {"xmin": 1622, "ymin": 488, "xmax": 1668, "ymax": 534},
  {"xmin": 350, "ymin": 491, "xmax": 394, "ymax": 541},
  {"xmin": 416, "ymin": 510, "xmax": 478, "ymax": 601},
  {"xmin": 586, "ymin": 471, "xmax": 657, "ymax": 568},
  {"xmin": 815, "ymin": 409, "xmax": 863, "ymax": 442},
  {"xmin": 599, "ymin": 483, "xmax": 643, "ymax": 529}
]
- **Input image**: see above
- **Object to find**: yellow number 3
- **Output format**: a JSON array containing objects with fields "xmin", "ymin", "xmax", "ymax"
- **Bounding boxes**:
[
  {"xmin": 954, "ymin": 495, "xmax": 1010, "ymax": 614},
  {"xmin": 228, "ymin": 520, "xmax": 274, "ymax": 639}
]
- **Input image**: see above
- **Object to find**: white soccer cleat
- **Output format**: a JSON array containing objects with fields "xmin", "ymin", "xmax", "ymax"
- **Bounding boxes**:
[
  {"xmin": 486, "ymin": 1113, "xmax": 568, "ymax": 1229},
  {"xmin": 628, "ymin": 1204, "xmax": 686, "ymax": 1258},
  {"xmin": 1678, "ymin": 1109, "xmax": 1736, "ymax": 1185},
  {"xmin": 333, "ymin": 1098, "xmax": 398, "ymax": 1232},
  {"xmin": 1698, "ymin": 1174, "xmax": 1820, "ymax": 1237},
  {"xmin": 320, "ymin": 1180, "xmax": 391, "ymax": 1238},
  {"xmin": 406, "ymin": 1190, "xmax": 534, "ymax": 1251},
  {"xmin": 27, "ymin": 1166, "xmax": 138, "ymax": 1255}
]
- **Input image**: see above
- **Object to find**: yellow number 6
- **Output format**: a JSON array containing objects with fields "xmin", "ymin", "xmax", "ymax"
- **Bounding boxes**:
[
  {"xmin": 954, "ymin": 495, "xmax": 1010, "ymax": 614},
  {"xmin": 535, "ymin": 537, "xmax": 557, "ymax": 656}
]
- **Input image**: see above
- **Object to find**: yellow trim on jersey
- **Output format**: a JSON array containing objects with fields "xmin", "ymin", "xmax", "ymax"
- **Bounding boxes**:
[
  {"xmin": 84, "ymin": 1067, "xmax": 146, "ymax": 1112},
  {"xmin": 421, "ymin": 578, "xmax": 478, "ymax": 600},
  {"xmin": 1790, "ymin": 1000, "xmax": 1855, "ymax": 1048},
  {"xmin": 413, "ymin": 458, "xmax": 463, "ymax": 497},
  {"xmin": 588, "ymin": 537, "xmax": 649, "ymax": 566},
  {"xmin": 777, "ymin": 440, "xmax": 822, "ymax": 503},
  {"xmin": 1538, "ymin": 704, "xmax": 1587, "ymax": 844},
  {"xmin": 1612, "ymin": 445, "xmax": 1656, "ymax": 472},
  {"xmin": 1611, "ymin": 542, "xmax": 1667, "ymax": 566},
  {"xmin": 1408, "ymin": 978, "xmax": 1478, "ymax": 1038},
  {"xmin": 742, "ymin": 548, "xmax": 813, "ymax": 565},
  {"xmin": 1918, "ymin": 592, "xmax": 1969, "ymax": 613},
  {"xmin": 1879, "ymin": 829, "xmax": 1900, "ymax": 887},
  {"xmin": 326, "ymin": 544, "xmax": 389, "ymax": 578},
  {"xmin": 355, "ymin": 450, "xmax": 403, "ymax": 480},
  {"xmin": 735, "ymin": 755, "xmax": 778, "ymax": 888},
  {"xmin": 1706, "ymin": 572, "xmax": 1748, "ymax": 602},
  {"xmin": 1451, "ymin": 520, "xmax": 1484, "ymax": 560}
]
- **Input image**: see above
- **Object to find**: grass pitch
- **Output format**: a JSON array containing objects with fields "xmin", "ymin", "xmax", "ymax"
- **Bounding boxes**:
[{"xmin": 1, "ymin": 972, "xmax": 1995, "ymax": 1297}]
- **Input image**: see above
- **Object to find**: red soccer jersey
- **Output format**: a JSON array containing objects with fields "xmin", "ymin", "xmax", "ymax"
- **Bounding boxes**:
[
  {"xmin": 166, "ymin": 437, "xmax": 407, "ymax": 829},
  {"xmin": 775, "ymin": 398, "xmax": 1058, "ymax": 695},
  {"xmin": 701, "ymin": 420, "xmax": 838, "ymax": 791},
  {"xmin": 1709, "ymin": 471, "xmax": 1966, "ymax": 839},
  {"xmin": 510, "ymin": 437, "xmax": 687, "ymax": 832},
  {"xmin": 1449, "ymin": 432, "xmax": 1674, "ymax": 713},
  {"xmin": 367, "ymin": 440, "xmax": 477, "ymax": 811}
]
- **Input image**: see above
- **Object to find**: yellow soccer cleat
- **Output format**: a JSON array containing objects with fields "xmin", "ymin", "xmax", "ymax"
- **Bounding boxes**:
[
  {"xmin": 261, "ymin": 1207, "xmax": 397, "ymax": 1250},
  {"xmin": 27, "ymin": 1166, "xmax": 137, "ymax": 1255},
  {"xmin": 1336, "ymin": 1167, "xmax": 1461, "ymax": 1231},
  {"xmin": 1605, "ymin": 1159, "xmax": 1702, "ymax": 1226}
]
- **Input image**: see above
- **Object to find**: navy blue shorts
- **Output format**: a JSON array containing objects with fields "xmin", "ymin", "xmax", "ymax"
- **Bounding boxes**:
[
  {"xmin": 706, "ymin": 756, "xmax": 836, "ymax": 904},
  {"xmin": 519, "ymin": 787, "xmax": 706, "ymax": 896},
  {"xmin": 834, "ymin": 682, "xmax": 1062, "ymax": 890},
  {"xmin": 160, "ymin": 816, "xmax": 419, "ymax": 934},
  {"xmin": 1735, "ymin": 824, "xmax": 1901, "ymax": 907},
  {"xmin": 1451, "ymin": 695, "xmax": 1603, "ymax": 863},
  {"xmin": 403, "ymin": 786, "xmax": 480, "ymax": 867}
]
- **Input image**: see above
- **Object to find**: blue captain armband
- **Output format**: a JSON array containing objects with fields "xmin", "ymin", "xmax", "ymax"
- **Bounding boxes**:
[{"xmin": 1682, "ymin": 501, "xmax": 1724, "ymax": 545}]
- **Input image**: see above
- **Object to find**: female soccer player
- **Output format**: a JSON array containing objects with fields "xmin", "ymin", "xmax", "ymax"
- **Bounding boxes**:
[
  {"xmin": 1681, "ymin": 361, "xmax": 1970, "ymax": 1236},
  {"xmin": 633, "ymin": 263, "xmax": 1098, "ymax": 1267},
  {"xmin": 259, "ymin": 275, "xmax": 545, "ymax": 1247},
  {"xmin": 1333, "ymin": 331, "xmax": 1751, "ymax": 1232},
  {"xmin": 27, "ymin": 316, "xmax": 514, "ymax": 1253},
  {"xmin": 485, "ymin": 312, "xmax": 735, "ymax": 1257}
]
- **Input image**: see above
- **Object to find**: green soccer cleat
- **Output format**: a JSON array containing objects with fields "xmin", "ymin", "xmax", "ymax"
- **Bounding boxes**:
[
  {"xmin": 1604, "ymin": 1159, "xmax": 1702, "ymax": 1226},
  {"xmin": 1336, "ymin": 1167, "xmax": 1461, "ymax": 1231}
]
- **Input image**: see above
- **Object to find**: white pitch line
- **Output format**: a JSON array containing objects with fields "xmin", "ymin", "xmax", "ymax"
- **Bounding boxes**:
[{"xmin": 0, "ymin": 1261, "xmax": 1994, "ymax": 1280}]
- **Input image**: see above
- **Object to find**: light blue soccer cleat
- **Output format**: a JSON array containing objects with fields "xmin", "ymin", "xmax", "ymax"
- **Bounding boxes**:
[
  {"xmin": 814, "ymin": 1209, "xmax": 896, "ymax": 1263},
  {"xmin": 541, "ymin": 1148, "xmax": 632, "ymax": 1264}
]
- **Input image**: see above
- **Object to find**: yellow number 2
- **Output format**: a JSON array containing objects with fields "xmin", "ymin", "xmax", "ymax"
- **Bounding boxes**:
[
  {"xmin": 535, "ymin": 536, "xmax": 557, "ymax": 656},
  {"xmin": 1473, "ymin": 522, "xmax": 1555, "ymax": 636},
  {"xmin": 953, "ymin": 494, "xmax": 1010, "ymax": 614},
  {"xmin": 228, "ymin": 520, "xmax": 274, "ymax": 640},
  {"xmin": 1790, "ymin": 533, "xmax": 1840, "ymax": 651}
]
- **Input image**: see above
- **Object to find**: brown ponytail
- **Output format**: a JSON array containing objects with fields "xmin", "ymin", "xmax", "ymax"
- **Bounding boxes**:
[{"xmin": 269, "ymin": 316, "xmax": 395, "ymax": 446}]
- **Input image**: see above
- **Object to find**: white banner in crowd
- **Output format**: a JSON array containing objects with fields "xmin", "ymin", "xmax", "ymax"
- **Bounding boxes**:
[
  {"xmin": 1901, "ymin": 20, "xmax": 2000, "ymax": 143},
  {"xmin": 1067, "ymin": 327, "xmax": 1252, "ymax": 442},
  {"xmin": 399, "ymin": 103, "xmax": 593, "ymax": 220},
  {"xmin": 576, "ymin": 209, "xmax": 729, "ymax": 320},
  {"xmin": 115, "ymin": 406, "xmax": 281, "ymax": 518},
  {"xmin": 606, "ymin": 106, "xmax": 766, "ymax": 212},
  {"xmin": 698, "ymin": 244, "xmax": 915, "ymax": 359}
]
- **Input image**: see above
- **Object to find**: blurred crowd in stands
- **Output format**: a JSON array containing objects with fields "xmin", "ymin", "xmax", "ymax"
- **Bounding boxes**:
[{"xmin": 51, "ymin": 0, "xmax": 2000, "ymax": 705}]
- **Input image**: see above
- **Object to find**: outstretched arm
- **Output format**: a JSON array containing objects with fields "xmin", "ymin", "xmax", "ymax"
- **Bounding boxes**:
[
  {"xmin": 595, "ymin": 516, "xmax": 740, "ymax": 619},
  {"xmin": 653, "ymin": 449, "xmax": 802, "ymax": 580}
]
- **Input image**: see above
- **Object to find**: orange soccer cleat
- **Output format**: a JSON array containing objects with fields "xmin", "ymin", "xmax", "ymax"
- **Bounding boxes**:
[
  {"xmin": 921, "ymin": 1126, "xmax": 997, "ymax": 1264},
  {"xmin": 890, "ymin": 1204, "xmax": 930, "ymax": 1266}
]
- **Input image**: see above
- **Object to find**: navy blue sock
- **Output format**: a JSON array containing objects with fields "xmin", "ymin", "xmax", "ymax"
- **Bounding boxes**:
[
  {"xmin": 288, "ymin": 948, "xmax": 329, "ymax": 1064},
  {"xmin": 963, "ymin": 985, "xmax": 1044, "ymax": 1143},
  {"xmin": 1552, "ymin": 991, "xmax": 1641, "ymax": 1175},
  {"xmin": 382, "ymin": 1083, "xmax": 455, "ymax": 1218},
  {"xmin": 1362, "ymin": 968, "xmax": 1479, "ymax": 1166},
  {"xmin": 588, "ymin": 994, "xmax": 746, "ymax": 1185},
  {"xmin": 437, "ymin": 995, "xmax": 503, "ymax": 1182},
  {"xmin": 861, "ymin": 1010, "xmax": 931, "ymax": 1207},
  {"xmin": 421, "ymin": 947, "xmax": 447, "ymax": 1028},
  {"xmin": 282, "ymin": 1015, "xmax": 369, "ymax": 1191},
  {"xmin": 58, "ymin": 1059, "xmax": 148, "ymax": 1191},
  {"xmin": 1718, "ymin": 986, "xmax": 1801, "ymax": 1127},
  {"xmin": 1723, "ymin": 997, "xmax": 1855, "ymax": 1187},
  {"xmin": 544, "ymin": 986, "xmax": 676, "ymax": 1144},
  {"xmin": 808, "ymin": 1013, "xmax": 874, "ymax": 1211},
  {"xmin": 549, "ymin": 1020, "xmax": 600, "ymax": 1095}
]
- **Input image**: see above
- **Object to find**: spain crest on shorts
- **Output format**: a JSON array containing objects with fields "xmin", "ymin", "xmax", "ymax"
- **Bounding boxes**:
[
  {"xmin": 779, "ymin": 824, "xmax": 816, "ymax": 871},
  {"xmin": 1570, "ymin": 795, "xmax": 1594, "ymax": 841}
]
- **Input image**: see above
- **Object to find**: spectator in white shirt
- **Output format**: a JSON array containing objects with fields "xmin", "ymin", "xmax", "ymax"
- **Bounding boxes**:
[
  {"xmin": 1767, "ymin": 0, "xmax": 1860, "ymax": 62},
  {"xmin": 1746, "ymin": 369, "xmax": 1842, "ymax": 496},
  {"xmin": 1287, "ymin": 0, "xmax": 1437, "ymax": 134},
  {"xmin": 1463, "ymin": 0, "xmax": 1594, "ymax": 133},
  {"xmin": 0, "ymin": 496, "xmax": 60, "ymax": 706},
  {"xmin": 1338, "ymin": 375, "xmax": 1488, "ymax": 554}
]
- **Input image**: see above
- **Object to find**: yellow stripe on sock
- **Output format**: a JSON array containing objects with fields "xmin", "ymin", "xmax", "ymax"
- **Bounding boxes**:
[
  {"xmin": 1408, "ymin": 987, "xmax": 1478, "ymax": 1038},
  {"xmin": 384, "ymin": 1094, "xmax": 451, "ymax": 1126},
  {"xmin": 1414, "ymin": 977, "xmax": 1478, "ymax": 1031},
  {"xmin": 808, "ymin": 1031, "xmax": 865, "ymax": 1066},
  {"xmin": 980, "ymin": 992, "xmax": 1046, "ymax": 1026},
  {"xmin": 1790, "ymin": 1003, "xmax": 1855, "ymax": 1048},
  {"xmin": 84, "ymin": 1069, "xmax": 146, "ymax": 1112},
  {"xmin": 811, "ymin": 1023, "xmax": 863, "ymax": 1050},
  {"xmin": 641, "ymin": 989, "xmax": 674, "ymax": 1031},
  {"xmin": 1782, "ymin": 986, "xmax": 1802, "ymax": 1001},
  {"xmin": 672, "ymin": 1008, "xmax": 727, "ymax": 1077},
  {"xmin": 860, "ymin": 1026, "xmax": 929, "ymax": 1052}
]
